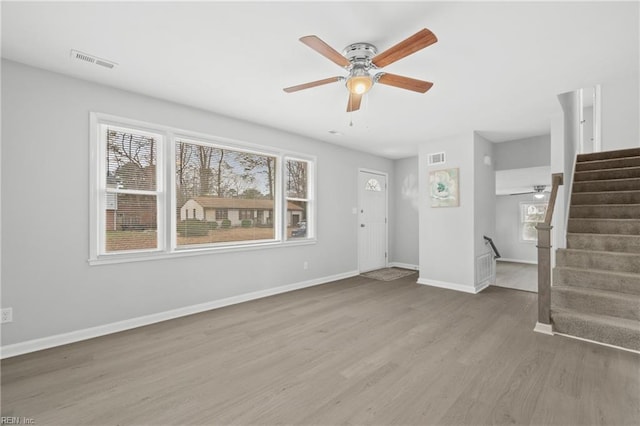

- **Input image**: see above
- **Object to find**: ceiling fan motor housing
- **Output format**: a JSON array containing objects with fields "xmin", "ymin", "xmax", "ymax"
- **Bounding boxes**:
[{"xmin": 342, "ymin": 42, "xmax": 378, "ymax": 69}]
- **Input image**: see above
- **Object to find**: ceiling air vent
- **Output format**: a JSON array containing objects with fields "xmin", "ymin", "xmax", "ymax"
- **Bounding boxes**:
[
  {"xmin": 70, "ymin": 50, "xmax": 117, "ymax": 69},
  {"xmin": 428, "ymin": 152, "xmax": 445, "ymax": 165}
]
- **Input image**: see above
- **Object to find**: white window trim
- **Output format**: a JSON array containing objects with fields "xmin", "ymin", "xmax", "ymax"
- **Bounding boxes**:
[
  {"xmin": 89, "ymin": 112, "xmax": 316, "ymax": 266},
  {"xmin": 284, "ymin": 155, "xmax": 316, "ymax": 241},
  {"xmin": 519, "ymin": 201, "xmax": 548, "ymax": 243}
]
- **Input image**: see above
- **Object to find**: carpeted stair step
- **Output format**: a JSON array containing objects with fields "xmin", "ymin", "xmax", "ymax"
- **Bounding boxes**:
[
  {"xmin": 572, "ymin": 177, "xmax": 640, "ymax": 193},
  {"xmin": 554, "ymin": 266, "xmax": 640, "ymax": 295},
  {"xmin": 569, "ymin": 204, "xmax": 640, "ymax": 218},
  {"xmin": 577, "ymin": 147, "xmax": 640, "ymax": 162},
  {"xmin": 551, "ymin": 286, "xmax": 640, "ymax": 321},
  {"xmin": 551, "ymin": 308, "xmax": 640, "ymax": 351},
  {"xmin": 574, "ymin": 166, "xmax": 640, "ymax": 182},
  {"xmin": 575, "ymin": 156, "xmax": 640, "ymax": 172},
  {"xmin": 556, "ymin": 249, "xmax": 640, "ymax": 274},
  {"xmin": 571, "ymin": 190, "xmax": 640, "ymax": 205},
  {"xmin": 566, "ymin": 233, "xmax": 640, "ymax": 253},
  {"xmin": 567, "ymin": 218, "xmax": 640, "ymax": 234}
]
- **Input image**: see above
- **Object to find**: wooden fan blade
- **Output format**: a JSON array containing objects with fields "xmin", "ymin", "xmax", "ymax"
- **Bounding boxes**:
[
  {"xmin": 376, "ymin": 73, "xmax": 433, "ymax": 93},
  {"xmin": 372, "ymin": 28, "xmax": 437, "ymax": 68},
  {"xmin": 283, "ymin": 76, "xmax": 342, "ymax": 93},
  {"xmin": 300, "ymin": 35, "xmax": 351, "ymax": 68},
  {"xmin": 346, "ymin": 92, "xmax": 362, "ymax": 112}
]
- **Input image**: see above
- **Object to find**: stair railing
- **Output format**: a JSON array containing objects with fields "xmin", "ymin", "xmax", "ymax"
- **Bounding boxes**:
[
  {"xmin": 483, "ymin": 236, "xmax": 501, "ymax": 259},
  {"xmin": 534, "ymin": 173, "xmax": 564, "ymax": 334}
]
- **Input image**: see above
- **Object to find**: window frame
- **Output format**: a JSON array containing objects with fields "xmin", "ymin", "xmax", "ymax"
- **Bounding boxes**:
[
  {"xmin": 284, "ymin": 156, "xmax": 315, "ymax": 240},
  {"xmin": 519, "ymin": 201, "xmax": 548, "ymax": 243},
  {"xmin": 89, "ymin": 113, "xmax": 316, "ymax": 265}
]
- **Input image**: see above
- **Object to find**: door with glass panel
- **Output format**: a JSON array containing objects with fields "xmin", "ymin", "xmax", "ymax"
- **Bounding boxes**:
[{"xmin": 358, "ymin": 170, "xmax": 388, "ymax": 272}]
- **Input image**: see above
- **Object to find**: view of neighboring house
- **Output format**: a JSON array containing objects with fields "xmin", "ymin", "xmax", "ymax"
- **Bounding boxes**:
[{"xmin": 180, "ymin": 196, "xmax": 305, "ymax": 227}]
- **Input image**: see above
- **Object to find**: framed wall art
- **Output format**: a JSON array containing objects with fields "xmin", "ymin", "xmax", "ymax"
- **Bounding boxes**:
[{"xmin": 429, "ymin": 168, "xmax": 459, "ymax": 207}]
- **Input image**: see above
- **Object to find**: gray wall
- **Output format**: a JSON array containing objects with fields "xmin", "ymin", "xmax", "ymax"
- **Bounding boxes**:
[
  {"xmin": 495, "ymin": 194, "xmax": 538, "ymax": 263},
  {"xmin": 1, "ymin": 60, "xmax": 394, "ymax": 347},
  {"xmin": 418, "ymin": 132, "xmax": 496, "ymax": 292},
  {"xmin": 419, "ymin": 133, "xmax": 475, "ymax": 290},
  {"xmin": 494, "ymin": 134, "xmax": 551, "ymax": 171},
  {"xmin": 391, "ymin": 156, "xmax": 419, "ymax": 268}
]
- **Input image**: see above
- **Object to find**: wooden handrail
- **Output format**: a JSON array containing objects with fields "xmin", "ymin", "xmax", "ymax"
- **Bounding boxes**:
[
  {"xmin": 544, "ymin": 173, "xmax": 564, "ymax": 225},
  {"xmin": 483, "ymin": 235, "xmax": 501, "ymax": 259},
  {"xmin": 535, "ymin": 172, "xmax": 563, "ymax": 332}
]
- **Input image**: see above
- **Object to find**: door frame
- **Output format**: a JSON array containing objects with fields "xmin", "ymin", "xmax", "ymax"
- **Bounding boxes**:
[{"xmin": 357, "ymin": 168, "xmax": 389, "ymax": 273}]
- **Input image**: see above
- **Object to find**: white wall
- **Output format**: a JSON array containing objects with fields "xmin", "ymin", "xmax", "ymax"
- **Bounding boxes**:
[
  {"xmin": 558, "ymin": 90, "xmax": 581, "ymax": 228},
  {"xmin": 601, "ymin": 75, "xmax": 640, "ymax": 151},
  {"xmin": 0, "ymin": 60, "xmax": 394, "ymax": 349},
  {"xmin": 418, "ymin": 133, "xmax": 476, "ymax": 292},
  {"xmin": 582, "ymin": 105, "xmax": 594, "ymax": 153},
  {"xmin": 550, "ymin": 113, "xmax": 566, "ymax": 252},
  {"xmin": 473, "ymin": 133, "xmax": 496, "ymax": 282},
  {"xmin": 495, "ymin": 194, "xmax": 538, "ymax": 263}
]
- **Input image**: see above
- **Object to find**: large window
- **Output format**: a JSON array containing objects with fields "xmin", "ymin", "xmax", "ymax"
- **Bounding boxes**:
[
  {"xmin": 175, "ymin": 138, "xmax": 277, "ymax": 247},
  {"xmin": 90, "ymin": 114, "xmax": 315, "ymax": 263}
]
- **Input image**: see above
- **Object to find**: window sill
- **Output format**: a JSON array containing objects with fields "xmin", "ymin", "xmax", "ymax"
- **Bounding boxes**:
[{"xmin": 88, "ymin": 238, "xmax": 317, "ymax": 266}]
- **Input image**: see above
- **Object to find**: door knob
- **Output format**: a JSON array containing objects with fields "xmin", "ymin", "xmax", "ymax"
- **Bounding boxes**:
[{"xmin": 361, "ymin": 224, "xmax": 365, "ymax": 227}]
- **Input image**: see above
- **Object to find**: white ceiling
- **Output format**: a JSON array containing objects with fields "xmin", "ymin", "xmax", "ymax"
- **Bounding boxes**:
[{"xmin": 2, "ymin": 1, "xmax": 638, "ymax": 159}]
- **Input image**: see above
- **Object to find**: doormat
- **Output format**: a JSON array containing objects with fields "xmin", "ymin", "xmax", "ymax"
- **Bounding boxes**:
[{"xmin": 361, "ymin": 267, "xmax": 417, "ymax": 281}]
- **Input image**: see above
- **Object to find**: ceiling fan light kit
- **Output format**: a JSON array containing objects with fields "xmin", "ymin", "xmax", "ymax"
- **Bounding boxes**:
[
  {"xmin": 345, "ymin": 67, "xmax": 373, "ymax": 95},
  {"xmin": 284, "ymin": 28, "xmax": 437, "ymax": 112},
  {"xmin": 534, "ymin": 185, "xmax": 546, "ymax": 199}
]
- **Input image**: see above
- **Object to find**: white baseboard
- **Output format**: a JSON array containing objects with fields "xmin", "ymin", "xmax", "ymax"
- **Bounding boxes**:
[
  {"xmin": 0, "ymin": 270, "xmax": 359, "ymax": 359},
  {"xmin": 498, "ymin": 258, "xmax": 538, "ymax": 265},
  {"xmin": 533, "ymin": 322, "xmax": 554, "ymax": 335},
  {"xmin": 417, "ymin": 278, "xmax": 487, "ymax": 294},
  {"xmin": 388, "ymin": 262, "xmax": 419, "ymax": 271}
]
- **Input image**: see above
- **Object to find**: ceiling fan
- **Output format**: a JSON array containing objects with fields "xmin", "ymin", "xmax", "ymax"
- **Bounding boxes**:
[
  {"xmin": 283, "ymin": 28, "xmax": 438, "ymax": 112},
  {"xmin": 510, "ymin": 185, "xmax": 548, "ymax": 199}
]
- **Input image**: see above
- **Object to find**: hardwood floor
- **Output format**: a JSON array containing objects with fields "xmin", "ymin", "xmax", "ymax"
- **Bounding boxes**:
[
  {"xmin": 2, "ymin": 275, "xmax": 638, "ymax": 425},
  {"xmin": 494, "ymin": 261, "xmax": 538, "ymax": 293}
]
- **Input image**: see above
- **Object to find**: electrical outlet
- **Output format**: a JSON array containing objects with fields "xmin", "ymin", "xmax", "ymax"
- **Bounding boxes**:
[
  {"xmin": 1, "ymin": 308, "xmax": 13, "ymax": 324},
  {"xmin": 303, "ymin": 261, "xmax": 309, "ymax": 270}
]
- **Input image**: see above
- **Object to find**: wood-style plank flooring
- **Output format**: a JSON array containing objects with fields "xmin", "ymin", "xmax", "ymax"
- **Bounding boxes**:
[
  {"xmin": 2, "ymin": 274, "xmax": 639, "ymax": 425},
  {"xmin": 494, "ymin": 261, "xmax": 538, "ymax": 293}
]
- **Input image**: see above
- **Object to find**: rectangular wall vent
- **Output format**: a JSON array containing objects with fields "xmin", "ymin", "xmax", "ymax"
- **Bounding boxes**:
[
  {"xmin": 428, "ymin": 152, "xmax": 445, "ymax": 165},
  {"xmin": 476, "ymin": 252, "xmax": 494, "ymax": 285},
  {"xmin": 71, "ymin": 50, "xmax": 117, "ymax": 69}
]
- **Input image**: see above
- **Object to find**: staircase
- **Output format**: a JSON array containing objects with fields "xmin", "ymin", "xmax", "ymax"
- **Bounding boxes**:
[{"xmin": 552, "ymin": 147, "xmax": 640, "ymax": 351}]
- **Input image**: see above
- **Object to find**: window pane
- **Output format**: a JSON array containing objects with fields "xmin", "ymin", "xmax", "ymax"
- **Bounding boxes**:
[
  {"xmin": 287, "ymin": 200, "xmax": 308, "ymax": 239},
  {"xmin": 104, "ymin": 193, "xmax": 157, "ymax": 252},
  {"xmin": 107, "ymin": 129, "xmax": 157, "ymax": 191},
  {"xmin": 365, "ymin": 178, "xmax": 382, "ymax": 191},
  {"xmin": 175, "ymin": 140, "xmax": 277, "ymax": 246},
  {"xmin": 286, "ymin": 159, "xmax": 308, "ymax": 199},
  {"xmin": 520, "ymin": 202, "xmax": 548, "ymax": 242}
]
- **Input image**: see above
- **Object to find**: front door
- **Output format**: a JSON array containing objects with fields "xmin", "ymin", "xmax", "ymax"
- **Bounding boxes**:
[{"xmin": 358, "ymin": 170, "xmax": 388, "ymax": 272}]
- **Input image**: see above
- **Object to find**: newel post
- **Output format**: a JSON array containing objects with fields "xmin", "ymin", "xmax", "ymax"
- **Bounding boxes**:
[{"xmin": 535, "ymin": 223, "xmax": 552, "ymax": 329}]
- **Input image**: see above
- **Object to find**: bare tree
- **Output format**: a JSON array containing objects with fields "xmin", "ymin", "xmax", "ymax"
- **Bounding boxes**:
[
  {"xmin": 199, "ymin": 146, "xmax": 215, "ymax": 196},
  {"xmin": 286, "ymin": 160, "xmax": 307, "ymax": 199}
]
